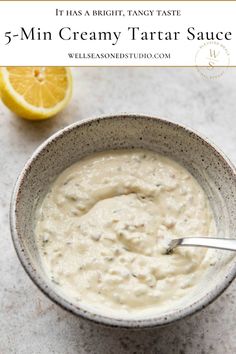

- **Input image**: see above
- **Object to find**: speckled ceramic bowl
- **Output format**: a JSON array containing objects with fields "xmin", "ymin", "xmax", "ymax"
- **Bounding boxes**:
[{"xmin": 10, "ymin": 114, "xmax": 236, "ymax": 328}]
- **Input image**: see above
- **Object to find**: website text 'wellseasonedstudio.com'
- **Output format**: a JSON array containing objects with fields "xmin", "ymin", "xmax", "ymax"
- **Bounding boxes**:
[{"xmin": 67, "ymin": 52, "xmax": 171, "ymax": 61}]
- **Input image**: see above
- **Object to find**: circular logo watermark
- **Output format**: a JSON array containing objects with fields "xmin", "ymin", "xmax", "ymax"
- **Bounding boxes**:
[{"xmin": 195, "ymin": 41, "xmax": 230, "ymax": 79}]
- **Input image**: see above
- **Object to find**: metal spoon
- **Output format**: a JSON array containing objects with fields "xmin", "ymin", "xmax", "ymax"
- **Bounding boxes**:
[{"xmin": 166, "ymin": 237, "xmax": 236, "ymax": 254}]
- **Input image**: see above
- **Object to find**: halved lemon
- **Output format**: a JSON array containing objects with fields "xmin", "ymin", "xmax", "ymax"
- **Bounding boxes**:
[{"xmin": 0, "ymin": 67, "xmax": 72, "ymax": 120}]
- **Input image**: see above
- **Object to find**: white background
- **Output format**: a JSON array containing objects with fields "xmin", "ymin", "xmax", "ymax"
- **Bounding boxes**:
[{"xmin": 0, "ymin": 1, "xmax": 235, "ymax": 66}]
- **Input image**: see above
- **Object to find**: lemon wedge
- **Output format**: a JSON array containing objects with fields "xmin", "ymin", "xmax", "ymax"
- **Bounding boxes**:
[{"xmin": 0, "ymin": 67, "xmax": 72, "ymax": 120}]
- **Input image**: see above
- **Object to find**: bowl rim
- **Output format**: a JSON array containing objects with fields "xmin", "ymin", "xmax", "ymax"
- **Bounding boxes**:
[{"xmin": 10, "ymin": 113, "xmax": 236, "ymax": 329}]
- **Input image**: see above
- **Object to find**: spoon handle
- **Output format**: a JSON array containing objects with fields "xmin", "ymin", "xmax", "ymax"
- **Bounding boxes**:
[{"xmin": 168, "ymin": 237, "xmax": 236, "ymax": 252}]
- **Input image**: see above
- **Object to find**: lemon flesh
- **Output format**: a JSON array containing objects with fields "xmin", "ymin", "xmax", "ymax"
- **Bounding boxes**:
[{"xmin": 0, "ymin": 67, "xmax": 72, "ymax": 120}]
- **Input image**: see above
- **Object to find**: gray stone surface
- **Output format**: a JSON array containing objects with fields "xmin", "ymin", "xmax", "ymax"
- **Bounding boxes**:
[{"xmin": 0, "ymin": 67, "xmax": 235, "ymax": 353}]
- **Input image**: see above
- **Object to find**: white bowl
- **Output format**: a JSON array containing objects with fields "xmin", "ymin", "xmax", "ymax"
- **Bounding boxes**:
[{"xmin": 10, "ymin": 114, "xmax": 236, "ymax": 328}]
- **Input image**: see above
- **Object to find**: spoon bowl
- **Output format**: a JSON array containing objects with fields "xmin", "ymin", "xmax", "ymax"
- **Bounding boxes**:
[{"xmin": 167, "ymin": 237, "xmax": 236, "ymax": 254}]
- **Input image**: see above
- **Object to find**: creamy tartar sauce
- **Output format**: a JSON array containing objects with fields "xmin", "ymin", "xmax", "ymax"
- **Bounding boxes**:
[{"xmin": 35, "ymin": 149, "xmax": 215, "ymax": 318}]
